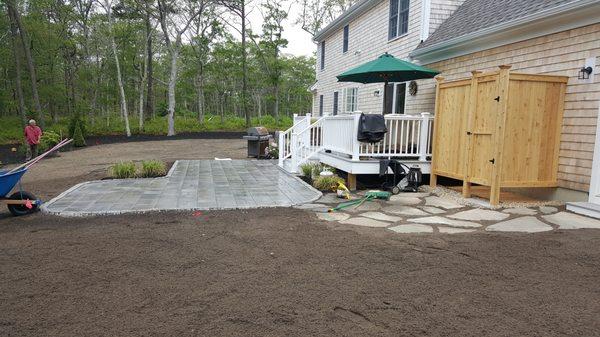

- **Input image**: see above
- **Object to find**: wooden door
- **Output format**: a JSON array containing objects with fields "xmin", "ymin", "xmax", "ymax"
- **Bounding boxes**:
[{"xmin": 467, "ymin": 75, "xmax": 499, "ymax": 186}]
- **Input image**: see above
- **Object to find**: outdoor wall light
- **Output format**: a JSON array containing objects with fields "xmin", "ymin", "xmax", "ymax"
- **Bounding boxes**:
[
  {"xmin": 374, "ymin": 90, "xmax": 381, "ymax": 97},
  {"xmin": 578, "ymin": 66, "xmax": 593, "ymax": 80}
]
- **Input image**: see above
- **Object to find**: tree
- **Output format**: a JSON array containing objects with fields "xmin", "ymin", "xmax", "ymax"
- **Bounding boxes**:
[
  {"xmin": 99, "ymin": 0, "xmax": 131, "ymax": 137},
  {"xmin": 156, "ymin": 0, "xmax": 209, "ymax": 136},
  {"xmin": 258, "ymin": 0, "xmax": 288, "ymax": 117},
  {"xmin": 6, "ymin": 0, "xmax": 44, "ymax": 125},
  {"xmin": 6, "ymin": 5, "xmax": 26, "ymax": 125},
  {"xmin": 217, "ymin": 0, "xmax": 250, "ymax": 127},
  {"xmin": 189, "ymin": 5, "xmax": 220, "ymax": 123},
  {"xmin": 297, "ymin": 0, "xmax": 355, "ymax": 37}
]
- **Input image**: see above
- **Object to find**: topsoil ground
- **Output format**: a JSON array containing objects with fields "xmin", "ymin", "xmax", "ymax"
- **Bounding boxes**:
[{"xmin": 1, "ymin": 139, "xmax": 599, "ymax": 336}]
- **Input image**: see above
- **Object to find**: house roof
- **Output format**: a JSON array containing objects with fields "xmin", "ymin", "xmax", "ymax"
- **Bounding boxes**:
[
  {"xmin": 410, "ymin": 0, "xmax": 600, "ymax": 63},
  {"xmin": 416, "ymin": 0, "xmax": 579, "ymax": 50}
]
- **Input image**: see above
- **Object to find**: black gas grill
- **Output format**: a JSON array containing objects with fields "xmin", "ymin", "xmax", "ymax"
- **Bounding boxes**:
[{"xmin": 243, "ymin": 127, "xmax": 273, "ymax": 158}]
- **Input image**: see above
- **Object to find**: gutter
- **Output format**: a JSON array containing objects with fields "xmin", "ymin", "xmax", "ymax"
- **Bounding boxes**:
[
  {"xmin": 410, "ymin": 0, "xmax": 600, "ymax": 63},
  {"xmin": 313, "ymin": 0, "xmax": 382, "ymax": 42}
]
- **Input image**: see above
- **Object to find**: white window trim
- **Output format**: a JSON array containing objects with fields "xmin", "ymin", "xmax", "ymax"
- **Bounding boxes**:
[
  {"xmin": 389, "ymin": 0, "xmax": 410, "ymax": 41},
  {"xmin": 343, "ymin": 87, "xmax": 359, "ymax": 113}
]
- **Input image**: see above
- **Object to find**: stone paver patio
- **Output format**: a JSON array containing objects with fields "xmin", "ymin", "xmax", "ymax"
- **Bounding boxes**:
[
  {"xmin": 311, "ymin": 191, "xmax": 600, "ymax": 234},
  {"xmin": 42, "ymin": 160, "xmax": 321, "ymax": 216}
]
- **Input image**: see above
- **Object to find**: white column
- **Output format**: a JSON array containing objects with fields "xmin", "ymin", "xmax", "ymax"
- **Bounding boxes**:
[
  {"xmin": 278, "ymin": 131, "xmax": 285, "ymax": 167},
  {"xmin": 418, "ymin": 112, "xmax": 431, "ymax": 161},
  {"xmin": 352, "ymin": 113, "xmax": 361, "ymax": 161},
  {"xmin": 290, "ymin": 133, "xmax": 298, "ymax": 173}
]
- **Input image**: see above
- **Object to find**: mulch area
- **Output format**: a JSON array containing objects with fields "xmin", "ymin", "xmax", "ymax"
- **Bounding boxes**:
[{"xmin": 0, "ymin": 131, "xmax": 245, "ymax": 165}]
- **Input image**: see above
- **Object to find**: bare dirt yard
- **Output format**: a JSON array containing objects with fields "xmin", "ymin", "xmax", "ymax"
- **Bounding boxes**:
[{"xmin": 1, "ymin": 139, "xmax": 599, "ymax": 336}]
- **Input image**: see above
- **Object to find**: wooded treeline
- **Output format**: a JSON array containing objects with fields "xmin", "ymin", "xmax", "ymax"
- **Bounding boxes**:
[{"xmin": 0, "ymin": 0, "xmax": 322, "ymax": 136}]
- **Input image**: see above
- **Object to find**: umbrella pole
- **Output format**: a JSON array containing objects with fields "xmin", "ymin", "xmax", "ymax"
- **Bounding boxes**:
[{"xmin": 383, "ymin": 80, "xmax": 389, "ymax": 114}]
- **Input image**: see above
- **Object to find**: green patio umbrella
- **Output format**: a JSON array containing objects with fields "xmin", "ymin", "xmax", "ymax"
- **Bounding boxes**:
[{"xmin": 337, "ymin": 53, "xmax": 439, "ymax": 113}]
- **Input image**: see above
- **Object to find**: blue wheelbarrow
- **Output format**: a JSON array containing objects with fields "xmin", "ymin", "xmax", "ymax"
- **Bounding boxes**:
[{"xmin": 0, "ymin": 168, "xmax": 41, "ymax": 216}]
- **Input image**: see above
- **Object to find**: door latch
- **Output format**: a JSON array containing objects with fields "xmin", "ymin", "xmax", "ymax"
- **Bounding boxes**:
[
  {"xmin": 494, "ymin": 96, "xmax": 500, "ymax": 102},
  {"xmin": 489, "ymin": 158, "xmax": 495, "ymax": 164}
]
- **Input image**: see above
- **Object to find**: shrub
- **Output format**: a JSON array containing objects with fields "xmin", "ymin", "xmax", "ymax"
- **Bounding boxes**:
[
  {"xmin": 299, "ymin": 163, "xmax": 313, "ymax": 177},
  {"xmin": 311, "ymin": 163, "xmax": 324, "ymax": 178},
  {"xmin": 140, "ymin": 160, "xmax": 167, "ymax": 178},
  {"xmin": 110, "ymin": 161, "xmax": 137, "ymax": 179},
  {"xmin": 68, "ymin": 114, "xmax": 87, "ymax": 138},
  {"xmin": 39, "ymin": 131, "xmax": 61, "ymax": 152},
  {"xmin": 313, "ymin": 175, "xmax": 345, "ymax": 191},
  {"xmin": 72, "ymin": 121, "xmax": 86, "ymax": 147}
]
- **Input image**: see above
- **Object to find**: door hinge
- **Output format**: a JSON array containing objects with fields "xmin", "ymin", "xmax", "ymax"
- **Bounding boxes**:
[
  {"xmin": 489, "ymin": 158, "xmax": 495, "ymax": 164},
  {"xmin": 494, "ymin": 96, "xmax": 500, "ymax": 102}
]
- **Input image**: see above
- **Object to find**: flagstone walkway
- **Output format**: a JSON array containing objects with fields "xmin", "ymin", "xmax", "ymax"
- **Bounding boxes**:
[
  {"xmin": 42, "ymin": 160, "xmax": 321, "ymax": 216},
  {"xmin": 303, "ymin": 192, "xmax": 600, "ymax": 234}
]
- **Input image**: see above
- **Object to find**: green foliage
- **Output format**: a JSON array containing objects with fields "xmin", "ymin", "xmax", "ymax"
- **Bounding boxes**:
[
  {"xmin": 0, "ymin": 1, "xmax": 314, "ymax": 138},
  {"xmin": 39, "ymin": 131, "xmax": 61, "ymax": 152},
  {"xmin": 299, "ymin": 163, "xmax": 315, "ymax": 177},
  {"xmin": 110, "ymin": 161, "xmax": 137, "ymax": 179},
  {"xmin": 68, "ymin": 115, "xmax": 87, "ymax": 139},
  {"xmin": 140, "ymin": 160, "xmax": 167, "ymax": 178},
  {"xmin": 313, "ymin": 175, "xmax": 345, "ymax": 191},
  {"xmin": 72, "ymin": 121, "xmax": 86, "ymax": 147}
]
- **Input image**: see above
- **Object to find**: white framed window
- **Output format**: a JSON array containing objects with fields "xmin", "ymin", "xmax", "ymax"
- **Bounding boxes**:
[
  {"xmin": 389, "ymin": 0, "xmax": 410, "ymax": 40},
  {"xmin": 343, "ymin": 87, "xmax": 359, "ymax": 113}
]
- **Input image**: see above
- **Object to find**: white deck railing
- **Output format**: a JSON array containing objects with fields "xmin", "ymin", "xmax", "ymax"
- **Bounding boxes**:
[{"xmin": 279, "ymin": 112, "xmax": 434, "ymax": 172}]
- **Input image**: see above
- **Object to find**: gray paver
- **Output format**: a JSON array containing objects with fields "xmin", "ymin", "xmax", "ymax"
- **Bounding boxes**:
[
  {"xmin": 449, "ymin": 209, "xmax": 509, "ymax": 221},
  {"xmin": 503, "ymin": 208, "xmax": 538, "ymax": 216},
  {"xmin": 407, "ymin": 216, "xmax": 481, "ymax": 228},
  {"xmin": 543, "ymin": 212, "xmax": 600, "ymax": 230},
  {"xmin": 388, "ymin": 196, "xmax": 422, "ymax": 205},
  {"xmin": 539, "ymin": 206, "xmax": 559, "ymax": 214},
  {"xmin": 419, "ymin": 206, "xmax": 446, "ymax": 214},
  {"xmin": 486, "ymin": 216, "xmax": 553, "ymax": 233},
  {"xmin": 382, "ymin": 205, "xmax": 429, "ymax": 216},
  {"xmin": 360, "ymin": 212, "xmax": 402, "ymax": 222},
  {"xmin": 317, "ymin": 212, "xmax": 350, "ymax": 222},
  {"xmin": 424, "ymin": 196, "xmax": 464, "ymax": 209},
  {"xmin": 438, "ymin": 227, "xmax": 477, "ymax": 234},
  {"xmin": 388, "ymin": 224, "xmax": 433, "ymax": 233},
  {"xmin": 339, "ymin": 217, "xmax": 390, "ymax": 228},
  {"xmin": 345, "ymin": 201, "xmax": 382, "ymax": 213},
  {"xmin": 42, "ymin": 160, "xmax": 321, "ymax": 216}
]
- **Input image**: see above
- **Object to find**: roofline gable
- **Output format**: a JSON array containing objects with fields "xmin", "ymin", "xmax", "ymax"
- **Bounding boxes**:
[{"xmin": 410, "ymin": 0, "xmax": 600, "ymax": 64}]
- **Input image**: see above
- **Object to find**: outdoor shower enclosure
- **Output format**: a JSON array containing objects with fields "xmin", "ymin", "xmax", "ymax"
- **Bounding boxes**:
[{"xmin": 430, "ymin": 65, "xmax": 568, "ymax": 206}]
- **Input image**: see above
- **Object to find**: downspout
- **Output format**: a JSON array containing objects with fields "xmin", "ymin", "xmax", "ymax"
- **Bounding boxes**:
[{"xmin": 420, "ymin": 0, "xmax": 431, "ymax": 42}]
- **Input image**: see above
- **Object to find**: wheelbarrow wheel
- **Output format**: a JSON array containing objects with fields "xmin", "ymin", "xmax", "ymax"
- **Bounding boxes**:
[{"xmin": 7, "ymin": 191, "xmax": 38, "ymax": 216}]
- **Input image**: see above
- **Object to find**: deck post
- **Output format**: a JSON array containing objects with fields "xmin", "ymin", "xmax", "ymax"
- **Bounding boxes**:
[
  {"xmin": 351, "ymin": 113, "xmax": 361, "ymax": 161},
  {"xmin": 278, "ymin": 131, "xmax": 284, "ymax": 167},
  {"xmin": 290, "ymin": 132, "xmax": 298, "ymax": 173},
  {"xmin": 347, "ymin": 173, "xmax": 357, "ymax": 191},
  {"xmin": 489, "ymin": 65, "xmax": 512, "ymax": 206},
  {"xmin": 418, "ymin": 112, "xmax": 431, "ymax": 161}
]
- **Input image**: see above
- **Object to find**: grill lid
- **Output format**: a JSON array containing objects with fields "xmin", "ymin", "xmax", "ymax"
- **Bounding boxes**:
[{"xmin": 246, "ymin": 127, "xmax": 269, "ymax": 136}]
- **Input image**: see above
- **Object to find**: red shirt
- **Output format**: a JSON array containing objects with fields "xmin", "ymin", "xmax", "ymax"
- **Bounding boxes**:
[{"xmin": 24, "ymin": 125, "xmax": 42, "ymax": 145}]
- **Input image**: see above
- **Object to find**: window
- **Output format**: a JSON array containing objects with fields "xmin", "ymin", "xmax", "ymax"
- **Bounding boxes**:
[
  {"xmin": 389, "ymin": 0, "xmax": 409, "ymax": 40},
  {"xmin": 320, "ymin": 41, "xmax": 325, "ymax": 70},
  {"xmin": 319, "ymin": 95, "xmax": 324, "ymax": 116},
  {"xmin": 333, "ymin": 92, "xmax": 339, "ymax": 115},
  {"xmin": 343, "ymin": 25, "xmax": 349, "ymax": 53},
  {"xmin": 344, "ymin": 87, "xmax": 358, "ymax": 113}
]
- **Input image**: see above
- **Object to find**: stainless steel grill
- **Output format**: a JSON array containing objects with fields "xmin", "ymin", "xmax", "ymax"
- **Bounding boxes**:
[{"xmin": 243, "ymin": 127, "xmax": 273, "ymax": 158}]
